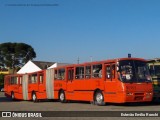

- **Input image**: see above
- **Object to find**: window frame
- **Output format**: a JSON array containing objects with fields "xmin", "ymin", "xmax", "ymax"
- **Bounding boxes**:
[{"xmin": 75, "ymin": 66, "xmax": 85, "ymax": 80}]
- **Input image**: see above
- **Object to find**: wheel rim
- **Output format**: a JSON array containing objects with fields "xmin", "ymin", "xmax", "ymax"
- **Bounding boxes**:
[
  {"xmin": 96, "ymin": 93, "xmax": 103, "ymax": 104},
  {"xmin": 32, "ymin": 94, "xmax": 36, "ymax": 101},
  {"xmin": 60, "ymin": 92, "xmax": 64, "ymax": 101},
  {"xmin": 12, "ymin": 93, "xmax": 14, "ymax": 99}
]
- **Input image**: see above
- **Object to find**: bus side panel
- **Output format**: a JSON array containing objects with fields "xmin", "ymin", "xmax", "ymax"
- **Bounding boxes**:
[
  {"xmin": 7, "ymin": 83, "xmax": 19, "ymax": 99},
  {"xmin": 14, "ymin": 92, "xmax": 23, "ymax": 100},
  {"xmin": 66, "ymin": 79, "xmax": 104, "ymax": 101},
  {"xmin": 54, "ymin": 80, "xmax": 67, "ymax": 99},
  {"xmin": 85, "ymin": 79, "xmax": 104, "ymax": 91},
  {"xmin": 72, "ymin": 79, "xmax": 104, "ymax": 101},
  {"xmin": 71, "ymin": 91, "xmax": 94, "ymax": 101},
  {"xmin": 53, "ymin": 90, "xmax": 59, "ymax": 99},
  {"xmin": 36, "ymin": 92, "xmax": 47, "ymax": 99}
]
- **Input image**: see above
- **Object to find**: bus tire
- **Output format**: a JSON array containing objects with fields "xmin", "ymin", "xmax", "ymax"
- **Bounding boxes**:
[
  {"xmin": 11, "ymin": 92, "xmax": 15, "ymax": 100},
  {"xmin": 94, "ymin": 90, "xmax": 105, "ymax": 106},
  {"xmin": 32, "ymin": 92, "xmax": 38, "ymax": 102},
  {"xmin": 59, "ymin": 91, "xmax": 66, "ymax": 103}
]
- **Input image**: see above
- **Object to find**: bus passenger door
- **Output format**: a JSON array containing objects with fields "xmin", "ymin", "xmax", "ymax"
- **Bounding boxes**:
[
  {"xmin": 104, "ymin": 63, "xmax": 117, "ymax": 102},
  {"xmin": 38, "ymin": 72, "xmax": 46, "ymax": 93},
  {"xmin": 66, "ymin": 68, "xmax": 74, "ymax": 94}
]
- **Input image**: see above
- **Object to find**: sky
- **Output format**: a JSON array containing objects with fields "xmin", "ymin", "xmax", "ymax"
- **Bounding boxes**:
[{"xmin": 1, "ymin": 0, "xmax": 160, "ymax": 63}]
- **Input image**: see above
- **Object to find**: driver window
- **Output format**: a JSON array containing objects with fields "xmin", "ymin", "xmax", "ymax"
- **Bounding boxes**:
[
  {"xmin": 112, "ymin": 64, "xmax": 115, "ymax": 79},
  {"xmin": 106, "ymin": 64, "xmax": 115, "ymax": 80}
]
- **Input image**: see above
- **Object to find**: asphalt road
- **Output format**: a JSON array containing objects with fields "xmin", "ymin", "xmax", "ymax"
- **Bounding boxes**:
[{"xmin": 0, "ymin": 92, "xmax": 160, "ymax": 120}]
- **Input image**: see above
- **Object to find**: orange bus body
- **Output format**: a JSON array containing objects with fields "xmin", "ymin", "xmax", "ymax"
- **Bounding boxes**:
[
  {"xmin": 54, "ymin": 58, "xmax": 153, "ymax": 104},
  {"xmin": 4, "ymin": 58, "xmax": 153, "ymax": 104}
]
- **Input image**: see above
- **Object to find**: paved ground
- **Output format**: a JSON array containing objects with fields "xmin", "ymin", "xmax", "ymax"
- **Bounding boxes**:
[{"xmin": 0, "ymin": 92, "xmax": 160, "ymax": 120}]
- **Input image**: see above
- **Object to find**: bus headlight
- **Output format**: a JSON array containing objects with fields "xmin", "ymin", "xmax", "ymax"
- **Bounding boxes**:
[
  {"xmin": 146, "ymin": 92, "xmax": 152, "ymax": 95},
  {"xmin": 146, "ymin": 92, "xmax": 152, "ymax": 98}
]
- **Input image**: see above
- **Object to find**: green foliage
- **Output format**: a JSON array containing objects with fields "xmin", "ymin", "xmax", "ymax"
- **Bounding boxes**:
[{"xmin": 0, "ymin": 42, "xmax": 36, "ymax": 69}]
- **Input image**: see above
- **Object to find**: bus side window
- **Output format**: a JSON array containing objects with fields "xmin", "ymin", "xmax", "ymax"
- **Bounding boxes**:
[
  {"xmin": 39, "ymin": 74, "xmax": 43, "ymax": 84},
  {"xmin": 54, "ymin": 70, "xmax": 57, "ymax": 80},
  {"xmin": 85, "ymin": 66, "xmax": 91, "ymax": 79},
  {"xmin": 16, "ymin": 77, "xmax": 18, "ymax": 84},
  {"xmin": 29, "ymin": 75, "xmax": 31, "ymax": 83},
  {"xmin": 7, "ymin": 77, "xmax": 10, "ymax": 85},
  {"xmin": 92, "ymin": 64, "xmax": 102, "ymax": 78},
  {"xmin": 75, "ymin": 66, "xmax": 84, "ymax": 79},
  {"xmin": 19, "ymin": 77, "xmax": 22, "ymax": 85},
  {"xmin": 29, "ymin": 74, "xmax": 37, "ymax": 84},
  {"xmin": 10, "ymin": 77, "xmax": 18, "ymax": 85},
  {"xmin": 106, "ymin": 65, "xmax": 111, "ymax": 79},
  {"xmin": 58, "ymin": 69, "xmax": 65, "ymax": 80}
]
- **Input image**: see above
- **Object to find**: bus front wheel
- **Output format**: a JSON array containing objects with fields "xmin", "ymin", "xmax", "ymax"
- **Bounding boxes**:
[
  {"xmin": 59, "ymin": 91, "xmax": 66, "ymax": 103},
  {"xmin": 94, "ymin": 91, "xmax": 105, "ymax": 106},
  {"xmin": 32, "ymin": 92, "xmax": 38, "ymax": 102}
]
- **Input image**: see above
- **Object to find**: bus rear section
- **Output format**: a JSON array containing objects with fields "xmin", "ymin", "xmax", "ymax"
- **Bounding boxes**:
[
  {"xmin": 4, "ymin": 69, "xmax": 55, "ymax": 102},
  {"xmin": 147, "ymin": 59, "xmax": 160, "ymax": 101},
  {"xmin": 4, "ymin": 74, "xmax": 23, "ymax": 100}
]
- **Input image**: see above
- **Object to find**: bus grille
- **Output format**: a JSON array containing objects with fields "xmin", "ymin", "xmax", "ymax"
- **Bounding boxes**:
[
  {"xmin": 134, "ymin": 96, "xmax": 144, "ymax": 100},
  {"xmin": 134, "ymin": 93, "xmax": 144, "ymax": 100}
]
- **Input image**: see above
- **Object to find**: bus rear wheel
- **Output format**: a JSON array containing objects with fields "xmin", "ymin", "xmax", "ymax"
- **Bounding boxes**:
[
  {"xmin": 11, "ymin": 92, "xmax": 15, "ymax": 100},
  {"xmin": 94, "ymin": 91, "xmax": 105, "ymax": 106},
  {"xmin": 59, "ymin": 91, "xmax": 66, "ymax": 103},
  {"xmin": 32, "ymin": 92, "xmax": 38, "ymax": 102}
]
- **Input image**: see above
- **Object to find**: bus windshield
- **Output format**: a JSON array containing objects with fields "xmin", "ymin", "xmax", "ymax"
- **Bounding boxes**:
[{"xmin": 118, "ymin": 60, "xmax": 151, "ymax": 83}]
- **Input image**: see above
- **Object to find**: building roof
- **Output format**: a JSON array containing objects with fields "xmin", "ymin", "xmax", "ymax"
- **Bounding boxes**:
[
  {"xmin": 32, "ymin": 61, "xmax": 55, "ymax": 69},
  {"xmin": 17, "ymin": 60, "xmax": 55, "ymax": 74},
  {"xmin": 47, "ymin": 63, "xmax": 70, "ymax": 69}
]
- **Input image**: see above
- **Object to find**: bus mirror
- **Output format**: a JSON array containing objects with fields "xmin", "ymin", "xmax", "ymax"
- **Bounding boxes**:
[
  {"xmin": 116, "ymin": 61, "xmax": 119, "ymax": 71},
  {"xmin": 116, "ymin": 66, "xmax": 119, "ymax": 71}
]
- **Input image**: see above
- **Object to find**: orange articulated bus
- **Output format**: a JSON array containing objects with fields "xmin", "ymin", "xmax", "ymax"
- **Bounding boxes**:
[{"xmin": 4, "ymin": 57, "xmax": 153, "ymax": 105}]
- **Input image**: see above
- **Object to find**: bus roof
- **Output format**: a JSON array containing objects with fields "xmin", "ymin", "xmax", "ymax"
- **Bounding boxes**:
[{"xmin": 54, "ymin": 57, "xmax": 146, "ymax": 69}]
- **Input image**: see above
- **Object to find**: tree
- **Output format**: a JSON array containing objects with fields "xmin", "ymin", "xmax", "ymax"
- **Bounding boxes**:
[{"xmin": 0, "ymin": 42, "xmax": 36, "ymax": 71}]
